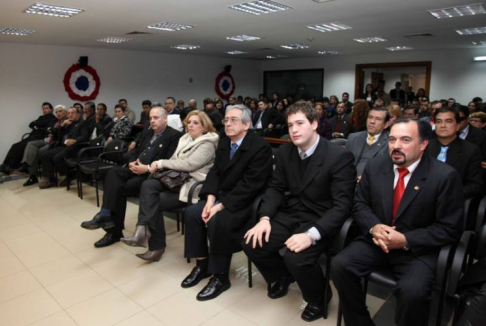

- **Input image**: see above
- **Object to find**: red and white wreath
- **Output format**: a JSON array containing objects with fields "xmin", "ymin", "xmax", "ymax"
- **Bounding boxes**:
[{"xmin": 63, "ymin": 64, "xmax": 101, "ymax": 101}]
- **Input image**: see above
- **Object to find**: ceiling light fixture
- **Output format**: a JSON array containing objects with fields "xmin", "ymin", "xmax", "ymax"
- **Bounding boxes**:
[
  {"xmin": 312, "ymin": 0, "xmax": 334, "ymax": 3},
  {"xmin": 354, "ymin": 36, "xmax": 388, "ymax": 43},
  {"xmin": 171, "ymin": 45, "xmax": 200, "ymax": 50},
  {"xmin": 97, "ymin": 37, "xmax": 132, "ymax": 44},
  {"xmin": 473, "ymin": 56, "xmax": 486, "ymax": 61},
  {"xmin": 456, "ymin": 26, "xmax": 486, "ymax": 35},
  {"xmin": 227, "ymin": 50, "xmax": 247, "ymax": 55},
  {"xmin": 0, "ymin": 27, "xmax": 35, "ymax": 36},
  {"xmin": 428, "ymin": 3, "xmax": 485, "ymax": 19},
  {"xmin": 147, "ymin": 22, "xmax": 193, "ymax": 32},
  {"xmin": 307, "ymin": 22, "xmax": 352, "ymax": 33},
  {"xmin": 229, "ymin": 0, "xmax": 292, "ymax": 15},
  {"xmin": 23, "ymin": 3, "xmax": 83, "ymax": 18},
  {"xmin": 472, "ymin": 40, "xmax": 486, "ymax": 45},
  {"xmin": 318, "ymin": 50, "xmax": 342, "ymax": 55},
  {"xmin": 281, "ymin": 44, "xmax": 309, "ymax": 49},
  {"xmin": 386, "ymin": 46, "xmax": 414, "ymax": 51},
  {"xmin": 226, "ymin": 35, "xmax": 261, "ymax": 41}
]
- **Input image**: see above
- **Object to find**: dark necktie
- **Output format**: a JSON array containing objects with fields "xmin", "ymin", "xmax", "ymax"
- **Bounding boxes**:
[
  {"xmin": 230, "ymin": 143, "xmax": 238, "ymax": 160},
  {"xmin": 392, "ymin": 167, "xmax": 409, "ymax": 225}
]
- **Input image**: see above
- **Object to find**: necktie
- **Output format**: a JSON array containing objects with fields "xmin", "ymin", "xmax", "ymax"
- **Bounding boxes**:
[
  {"xmin": 368, "ymin": 135, "xmax": 375, "ymax": 145},
  {"xmin": 300, "ymin": 152, "xmax": 308, "ymax": 160},
  {"xmin": 392, "ymin": 167, "xmax": 410, "ymax": 225},
  {"xmin": 230, "ymin": 143, "xmax": 238, "ymax": 160},
  {"xmin": 437, "ymin": 146, "xmax": 448, "ymax": 162}
]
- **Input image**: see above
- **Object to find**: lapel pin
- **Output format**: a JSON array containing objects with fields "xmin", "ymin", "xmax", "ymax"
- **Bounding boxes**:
[
  {"xmin": 414, "ymin": 186, "xmax": 419, "ymax": 190},
  {"xmin": 159, "ymin": 144, "xmax": 163, "ymax": 147}
]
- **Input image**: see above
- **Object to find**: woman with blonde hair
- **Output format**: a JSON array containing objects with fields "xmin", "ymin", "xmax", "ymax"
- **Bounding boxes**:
[{"xmin": 386, "ymin": 104, "xmax": 403, "ymax": 130}]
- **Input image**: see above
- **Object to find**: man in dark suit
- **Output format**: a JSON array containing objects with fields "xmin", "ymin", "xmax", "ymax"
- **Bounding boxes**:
[
  {"xmin": 390, "ymin": 81, "xmax": 406, "ymax": 104},
  {"xmin": 458, "ymin": 106, "xmax": 486, "ymax": 161},
  {"xmin": 181, "ymin": 105, "xmax": 273, "ymax": 301},
  {"xmin": 92, "ymin": 103, "xmax": 113, "ymax": 139},
  {"xmin": 332, "ymin": 118, "xmax": 464, "ymax": 326},
  {"xmin": 342, "ymin": 92, "xmax": 354, "ymax": 114},
  {"xmin": 252, "ymin": 99, "xmax": 281, "ymax": 134},
  {"xmin": 330, "ymin": 102, "xmax": 350, "ymax": 139},
  {"xmin": 80, "ymin": 106, "xmax": 181, "ymax": 247},
  {"xmin": 346, "ymin": 106, "xmax": 389, "ymax": 177},
  {"xmin": 426, "ymin": 107, "xmax": 483, "ymax": 199},
  {"xmin": 243, "ymin": 102, "xmax": 356, "ymax": 321},
  {"xmin": 39, "ymin": 107, "xmax": 92, "ymax": 188}
]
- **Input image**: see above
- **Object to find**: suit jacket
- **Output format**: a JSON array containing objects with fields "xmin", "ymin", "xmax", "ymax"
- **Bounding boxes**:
[
  {"xmin": 259, "ymin": 136, "xmax": 356, "ymax": 240},
  {"xmin": 426, "ymin": 137, "xmax": 483, "ymax": 199},
  {"xmin": 465, "ymin": 126, "xmax": 486, "ymax": 161},
  {"xmin": 29, "ymin": 113, "xmax": 57, "ymax": 139},
  {"xmin": 252, "ymin": 108, "xmax": 280, "ymax": 130},
  {"xmin": 58, "ymin": 118, "xmax": 91, "ymax": 146},
  {"xmin": 354, "ymin": 153, "xmax": 464, "ymax": 268},
  {"xmin": 390, "ymin": 89, "xmax": 406, "ymax": 101},
  {"xmin": 330, "ymin": 114, "xmax": 351, "ymax": 138},
  {"xmin": 94, "ymin": 114, "xmax": 113, "ymax": 139},
  {"xmin": 346, "ymin": 130, "xmax": 389, "ymax": 172},
  {"xmin": 200, "ymin": 131, "xmax": 273, "ymax": 254}
]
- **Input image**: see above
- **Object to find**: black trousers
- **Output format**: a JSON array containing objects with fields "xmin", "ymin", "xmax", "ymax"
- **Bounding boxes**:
[
  {"xmin": 332, "ymin": 238, "xmax": 435, "ymax": 326},
  {"xmin": 184, "ymin": 200, "xmax": 232, "ymax": 274},
  {"xmin": 3, "ymin": 137, "xmax": 32, "ymax": 168},
  {"xmin": 137, "ymin": 178, "xmax": 185, "ymax": 250},
  {"xmin": 242, "ymin": 209, "xmax": 329, "ymax": 304},
  {"xmin": 102, "ymin": 166, "xmax": 147, "ymax": 237},
  {"xmin": 40, "ymin": 146, "xmax": 76, "ymax": 179}
]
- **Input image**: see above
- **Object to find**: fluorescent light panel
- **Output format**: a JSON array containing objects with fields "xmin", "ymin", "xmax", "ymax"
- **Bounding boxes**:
[
  {"xmin": 354, "ymin": 36, "xmax": 388, "ymax": 43},
  {"xmin": 472, "ymin": 40, "xmax": 486, "ymax": 45},
  {"xmin": 24, "ymin": 3, "xmax": 83, "ymax": 18},
  {"xmin": 147, "ymin": 22, "xmax": 193, "ymax": 31},
  {"xmin": 428, "ymin": 3, "xmax": 485, "ymax": 19},
  {"xmin": 227, "ymin": 35, "xmax": 261, "ymax": 41},
  {"xmin": 227, "ymin": 51, "xmax": 247, "ymax": 55},
  {"xmin": 0, "ymin": 27, "xmax": 35, "ymax": 35},
  {"xmin": 97, "ymin": 37, "xmax": 132, "ymax": 44},
  {"xmin": 386, "ymin": 46, "xmax": 414, "ymax": 51},
  {"xmin": 456, "ymin": 26, "xmax": 486, "ymax": 35},
  {"xmin": 473, "ymin": 56, "xmax": 486, "ymax": 61},
  {"xmin": 312, "ymin": 0, "xmax": 334, "ymax": 3},
  {"xmin": 171, "ymin": 44, "xmax": 200, "ymax": 50},
  {"xmin": 229, "ymin": 0, "xmax": 292, "ymax": 15},
  {"xmin": 318, "ymin": 50, "xmax": 341, "ymax": 55},
  {"xmin": 281, "ymin": 44, "xmax": 309, "ymax": 49},
  {"xmin": 307, "ymin": 22, "xmax": 352, "ymax": 33}
]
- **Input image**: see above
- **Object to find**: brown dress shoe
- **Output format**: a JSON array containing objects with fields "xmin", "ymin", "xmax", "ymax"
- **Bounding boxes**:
[
  {"xmin": 136, "ymin": 249, "xmax": 165, "ymax": 262},
  {"xmin": 121, "ymin": 225, "xmax": 151, "ymax": 248}
]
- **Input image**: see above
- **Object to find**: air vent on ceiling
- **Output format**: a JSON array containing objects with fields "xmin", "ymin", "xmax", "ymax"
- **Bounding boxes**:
[
  {"xmin": 403, "ymin": 33, "xmax": 433, "ymax": 39},
  {"xmin": 126, "ymin": 31, "xmax": 152, "ymax": 35},
  {"xmin": 254, "ymin": 47, "xmax": 275, "ymax": 51}
]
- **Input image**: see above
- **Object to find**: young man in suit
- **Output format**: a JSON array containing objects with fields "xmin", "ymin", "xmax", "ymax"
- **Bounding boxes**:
[
  {"xmin": 243, "ymin": 101, "xmax": 356, "ymax": 322},
  {"xmin": 80, "ymin": 106, "xmax": 181, "ymax": 247},
  {"xmin": 332, "ymin": 118, "xmax": 464, "ymax": 326},
  {"xmin": 330, "ymin": 102, "xmax": 350, "ymax": 139},
  {"xmin": 181, "ymin": 105, "xmax": 273, "ymax": 301},
  {"xmin": 426, "ymin": 107, "xmax": 483, "ymax": 199}
]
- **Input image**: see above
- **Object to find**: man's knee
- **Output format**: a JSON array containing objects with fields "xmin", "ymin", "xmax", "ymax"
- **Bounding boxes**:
[
  {"xmin": 184, "ymin": 203, "xmax": 204, "ymax": 227},
  {"xmin": 331, "ymin": 252, "xmax": 350, "ymax": 282},
  {"xmin": 395, "ymin": 280, "xmax": 432, "ymax": 303}
]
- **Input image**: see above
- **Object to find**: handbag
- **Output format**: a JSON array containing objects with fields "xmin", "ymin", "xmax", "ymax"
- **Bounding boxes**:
[{"xmin": 153, "ymin": 169, "xmax": 191, "ymax": 192}]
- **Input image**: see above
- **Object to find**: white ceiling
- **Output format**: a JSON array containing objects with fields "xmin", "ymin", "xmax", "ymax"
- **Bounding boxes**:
[{"xmin": 1, "ymin": 0, "xmax": 485, "ymax": 60}]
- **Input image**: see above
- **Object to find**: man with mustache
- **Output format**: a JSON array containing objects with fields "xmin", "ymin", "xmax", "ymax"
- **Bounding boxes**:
[{"xmin": 332, "ymin": 118, "xmax": 464, "ymax": 326}]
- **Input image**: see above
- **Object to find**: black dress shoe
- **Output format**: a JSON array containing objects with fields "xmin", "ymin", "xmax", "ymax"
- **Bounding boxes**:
[
  {"xmin": 94, "ymin": 233, "xmax": 121, "ymax": 248},
  {"xmin": 23, "ymin": 176, "xmax": 38, "ymax": 186},
  {"xmin": 181, "ymin": 266, "xmax": 211, "ymax": 288},
  {"xmin": 301, "ymin": 303, "xmax": 324, "ymax": 322},
  {"xmin": 81, "ymin": 213, "xmax": 115, "ymax": 230},
  {"xmin": 0, "ymin": 164, "xmax": 11, "ymax": 175},
  {"xmin": 268, "ymin": 275, "xmax": 295, "ymax": 299},
  {"xmin": 196, "ymin": 277, "xmax": 231, "ymax": 301},
  {"xmin": 18, "ymin": 163, "xmax": 29, "ymax": 173}
]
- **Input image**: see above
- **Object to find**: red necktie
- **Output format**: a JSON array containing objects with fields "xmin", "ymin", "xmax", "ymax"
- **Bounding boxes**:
[{"xmin": 392, "ymin": 167, "xmax": 409, "ymax": 225}]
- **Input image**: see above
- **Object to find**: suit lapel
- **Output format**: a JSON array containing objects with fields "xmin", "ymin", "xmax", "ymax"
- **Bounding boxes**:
[
  {"xmin": 395, "ymin": 156, "xmax": 428, "ymax": 221},
  {"xmin": 355, "ymin": 133, "xmax": 367, "ymax": 161},
  {"xmin": 445, "ymin": 138, "xmax": 462, "ymax": 168},
  {"xmin": 371, "ymin": 133, "xmax": 388, "ymax": 157},
  {"xmin": 299, "ymin": 138, "xmax": 325, "ymax": 192},
  {"xmin": 223, "ymin": 133, "xmax": 251, "ymax": 172},
  {"xmin": 381, "ymin": 163, "xmax": 395, "ymax": 225}
]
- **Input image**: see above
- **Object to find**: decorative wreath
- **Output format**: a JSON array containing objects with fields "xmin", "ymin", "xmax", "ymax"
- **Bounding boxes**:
[
  {"xmin": 63, "ymin": 64, "xmax": 101, "ymax": 101},
  {"xmin": 215, "ymin": 71, "xmax": 235, "ymax": 100}
]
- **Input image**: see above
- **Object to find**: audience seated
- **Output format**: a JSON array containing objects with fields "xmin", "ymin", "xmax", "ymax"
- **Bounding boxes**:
[
  {"xmin": 342, "ymin": 92, "xmax": 353, "ymax": 113},
  {"xmin": 165, "ymin": 97, "xmax": 180, "ymax": 115},
  {"xmin": 80, "ymin": 106, "xmax": 182, "ymax": 247},
  {"xmin": 203, "ymin": 100, "xmax": 224, "ymax": 135},
  {"xmin": 118, "ymin": 99, "xmax": 136, "ymax": 123},
  {"xmin": 138, "ymin": 100, "xmax": 152, "ymax": 127},
  {"xmin": 470, "ymin": 112, "xmax": 486, "ymax": 130},
  {"xmin": 252, "ymin": 99, "xmax": 281, "ymax": 134},
  {"xmin": 347, "ymin": 99, "xmax": 369, "ymax": 134},
  {"xmin": 121, "ymin": 111, "xmax": 219, "ymax": 262},
  {"xmin": 330, "ymin": 101, "xmax": 351, "ymax": 139},
  {"xmin": 91, "ymin": 103, "xmax": 113, "ymax": 140},
  {"xmin": 403, "ymin": 105, "xmax": 419, "ymax": 118},
  {"xmin": 314, "ymin": 102, "xmax": 332, "ymax": 140},
  {"xmin": 106, "ymin": 104, "xmax": 132, "ymax": 142}
]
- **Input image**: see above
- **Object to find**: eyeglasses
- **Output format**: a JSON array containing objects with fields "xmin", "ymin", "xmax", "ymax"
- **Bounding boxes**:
[{"xmin": 222, "ymin": 117, "xmax": 242, "ymax": 125}]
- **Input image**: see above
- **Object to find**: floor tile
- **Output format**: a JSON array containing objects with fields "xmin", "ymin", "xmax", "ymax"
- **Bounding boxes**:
[
  {"xmin": 0, "ymin": 270, "xmax": 42, "ymax": 303},
  {"xmin": 92, "ymin": 254, "xmax": 160, "ymax": 286},
  {"xmin": 201, "ymin": 310, "xmax": 257, "ymax": 326},
  {"xmin": 29, "ymin": 311, "xmax": 78, "ymax": 326},
  {"xmin": 29, "ymin": 254, "xmax": 91, "ymax": 286},
  {"xmin": 0, "ymin": 253, "xmax": 25, "ymax": 278},
  {"xmin": 115, "ymin": 311, "xmax": 166, "ymax": 326}
]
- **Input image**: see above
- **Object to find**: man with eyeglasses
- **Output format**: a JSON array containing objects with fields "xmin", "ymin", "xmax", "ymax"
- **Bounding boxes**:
[{"xmin": 182, "ymin": 104, "xmax": 273, "ymax": 301}]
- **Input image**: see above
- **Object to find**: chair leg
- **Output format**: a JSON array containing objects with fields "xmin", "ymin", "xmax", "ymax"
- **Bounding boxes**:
[
  {"xmin": 187, "ymin": 258, "xmax": 191, "ymax": 263},
  {"xmin": 323, "ymin": 255, "xmax": 332, "ymax": 319},
  {"xmin": 181, "ymin": 213, "xmax": 185, "ymax": 235},
  {"xmin": 76, "ymin": 166, "xmax": 81, "ymax": 198},
  {"xmin": 176, "ymin": 213, "xmax": 180, "ymax": 232},
  {"xmin": 95, "ymin": 172, "xmax": 99, "ymax": 207},
  {"xmin": 337, "ymin": 303, "xmax": 343, "ymax": 326},
  {"xmin": 79, "ymin": 172, "xmax": 83, "ymax": 199},
  {"xmin": 248, "ymin": 258, "xmax": 253, "ymax": 288}
]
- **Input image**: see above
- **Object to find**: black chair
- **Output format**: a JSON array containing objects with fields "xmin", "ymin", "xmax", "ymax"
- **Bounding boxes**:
[{"xmin": 330, "ymin": 138, "xmax": 348, "ymax": 147}]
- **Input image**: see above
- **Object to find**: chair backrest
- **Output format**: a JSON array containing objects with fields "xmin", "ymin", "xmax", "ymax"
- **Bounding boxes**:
[
  {"xmin": 90, "ymin": 136, "xmax": 105, "ymax": 147},
  {"xmin": 330, "ymin": 138, "xmax": 348, "ymax": 147},
  {"xmin": 475, "ymin": 224, "xmax": 486, "ymax": 259},
  {"xmin": 102, "ymin": 139, "xmax": 126, "ymax": 164}
]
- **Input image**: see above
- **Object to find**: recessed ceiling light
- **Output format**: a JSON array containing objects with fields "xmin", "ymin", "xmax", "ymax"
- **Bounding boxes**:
[
  {"xmin": 227, "ymin": 35, "xmax": 261, "ymax": 41},
  {"xmin": 229, "ymin": 0, "xmax": 292, "ymax": 15},
  {"xmin": 171, "ymin": 44, "xmax": 200, "ymax": 50},
  {"xmin": 386, "ymin": 46, "xmax": 414, "ymax": 51},
  {"xmin": 24, "ymin": 3, "xmax": 83, "ymax": 18},
  {"xmin": 312, "ymin": 0, "xmax": 333, "ymax": 3},
  {"xmin": 318, "ymin": 50, "xmax": 342, "ymax": 55},
  {"xmin": 0, "ymin": 27, "xmax": 35, "ymax": 36},
  {"xmin": 473, "ymin": 56, "xmax": 486, "ymax": 61},
  {"xmin": 266, "ymin": 55, "xmax": 288, "ymax": 59},
  {"xmin": 428, "ymin": 3, "xmax": 485, "ymax": 19},
  {"xmin": 227, "ymin": 50, "xmax": 247, "ymax": 55},
  {"xmin": 472, "ymin": 40, "xmax": 486, "ymax": 45},
  {"xmin": 281, "ymin": 44, "xmax": 309, "ymax": 49},
  {"xmin": 97, "ymin": 37, "xmax": 132, "ymax": 44},
  {"xmin": 456, "ymin": 26, "xmax": 486, "ymax": 35},
  {"xmin": 307, "ymin": 22, "xmax": 352, "ymax": 33},
  {"xmin": 354, "ymin": 36, "xmax": 388, "ymax": 43},
  {"xmin": 147, "ymin": 22, "xmax": 193, "ymax": 32}
]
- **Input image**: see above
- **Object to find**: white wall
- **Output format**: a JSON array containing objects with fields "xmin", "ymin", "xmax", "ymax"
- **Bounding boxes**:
[
  {"xmin": 0, "ymin": 42, "xmax": 262, "ymax": 159},
  {"xmin": 261, "ymin": 48, "xmax": 486, "ymax": 104}
]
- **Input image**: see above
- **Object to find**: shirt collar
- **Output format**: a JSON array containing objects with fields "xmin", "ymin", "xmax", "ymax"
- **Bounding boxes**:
[
  {"xmin": 394, "ymin": 157, "xmax": 421, "ymax": 174},
  {"xmin": 231, "ymin": 134, "xmax": 245, "ymax": 148},
  {"xmin": 297, "ymin": 136, "xmax": 320, "ymax": 158}
]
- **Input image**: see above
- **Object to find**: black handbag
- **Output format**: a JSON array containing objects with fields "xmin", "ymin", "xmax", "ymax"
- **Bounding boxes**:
[{"xmin": 153, "ymin": 169, "xmax": 191, "ymax": 192}]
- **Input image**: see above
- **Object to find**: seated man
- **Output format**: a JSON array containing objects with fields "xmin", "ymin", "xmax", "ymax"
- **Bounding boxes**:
[
  {"xmin": 39, "ymin": 107, "xmax": 91, "ymax": 188},
  {"xmin": 91, "ymin": 103, "xmax": 113, "ymax": 140},
  {"xmin": 252, "ymin": 99, "xmax": 280, "ymax": 134},
  {"xmin": 80, "ymin": 106, "xmax": 181, "ymax": 247},
  {"xmin": 182, "ymin": 105, "xmax": 273, "ymax": 301},
  {"xmin": 329, "ymin": 102, "xmax": 351, "ymax": 139},
  {"xmin": 118, "ymin": 99, "xmax": 136, "ymax": 124},
  {"xmin": 403, "ymin": 105, "xmax": 419, "ymax": 119},
  {"xmin": 347, "ymin": 106, "xmax": 389, "ymax": 177},
  {"xmin": 332, "ymin": 118, "xmax": 464, "ymax": 326},
  {"xmin": 426, "ymin": 107, "xmax": 483, "ymax": 199},
  {"xmin": 137, "ymin": 100, "xmax": 152, "ymax": 127},
  {"xmin": 0, "ymin": 102, "xmax": 56, "ymax": 174},
  {"xmin": 243, "ymin": 102, "xmax": 356, "ymax": 322}
]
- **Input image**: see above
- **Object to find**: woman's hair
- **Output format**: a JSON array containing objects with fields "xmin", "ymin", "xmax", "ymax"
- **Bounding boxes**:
[
  {"xmin": 114, "ymin": 104, "xmax": 126, "ymax": 112},
  {"xmin": 387, "ymin": 104, "xmax": 402, "ymax": 119},
  {"xmin": 330, "ymin": 95, "xmax": 339, "ymax": 103},
  {"xmin": 351, "ymin": 99, "xmax": 370, "ymax": 130},
  {"xmin": 184, "ymin": 110, "xmax": 216, "ymax": 133},
  {"xmin": 365, "ymin": 83, "xmax": 373, "ymax": 94}
]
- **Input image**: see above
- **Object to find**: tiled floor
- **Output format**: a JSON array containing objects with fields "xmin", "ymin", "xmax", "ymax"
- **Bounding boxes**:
[{"xmin": 0, "ymin": 177, "xmax": 387, "ymax": 326}]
